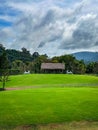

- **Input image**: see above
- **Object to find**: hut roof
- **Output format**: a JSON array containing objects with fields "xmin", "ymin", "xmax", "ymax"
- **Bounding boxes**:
[{"xmin": 41, "ymin": 63, "xmax": 65, "ymax": 70}]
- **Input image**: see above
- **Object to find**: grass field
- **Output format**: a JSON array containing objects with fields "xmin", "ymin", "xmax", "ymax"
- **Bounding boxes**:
[
  {"xmin": 1, "ymin": 74, "xmax": 98, "ymax": 88},
  {"xmin": 0, "ymin": 74, "xmax": 98, "ymax": 129}
]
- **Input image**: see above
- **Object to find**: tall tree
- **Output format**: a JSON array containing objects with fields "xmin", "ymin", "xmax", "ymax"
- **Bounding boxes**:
[
  {"xmin": 86, "ymin": 62, "xmax": 95, "ymax": 74},
  {"xmin": 94, "ymin": 62, "xmax": 98, "ymax": 74},
  {"xmin": 0, "ymin": 51, "xmax": 9, "ymax": 90},
  {"xmin": 73, "ymin": 60, "xmax": 86, "ymax": 74},
  {"xmin": 58, "ymin": 55, "xmax": 76, "ymax": 72}
]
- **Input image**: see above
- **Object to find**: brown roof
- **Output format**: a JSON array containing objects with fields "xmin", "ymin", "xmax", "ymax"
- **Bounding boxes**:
[{"xmin": 41, "ymin": 63, "xmax": 65, "ymax": 70}]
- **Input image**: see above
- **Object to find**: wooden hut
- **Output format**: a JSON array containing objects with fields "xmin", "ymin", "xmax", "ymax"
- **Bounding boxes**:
[{"xmin": 41, "ymin": 63, "xmax": 65, "ymax": 73}]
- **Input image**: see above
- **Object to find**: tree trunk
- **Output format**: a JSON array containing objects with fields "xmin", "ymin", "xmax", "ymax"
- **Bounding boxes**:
[{"xmin": 2, "ymin": 80, "xmax": 5, "ymax": 90}]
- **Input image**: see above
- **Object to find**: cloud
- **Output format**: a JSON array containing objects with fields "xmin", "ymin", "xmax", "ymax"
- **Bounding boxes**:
[
  {"xmin": 60, "ymin": 13, "xmax": 98, "ymax": 51},
  {"xmin": 0, "ymin": 0, "xmax": 98, "ymax": 56}
]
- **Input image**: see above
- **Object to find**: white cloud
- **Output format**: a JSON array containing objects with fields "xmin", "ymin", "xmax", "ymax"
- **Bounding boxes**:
[
  {"xmin": 0, "ymin": 0, "xmax": 98, "ymax": 56},
  {"xmin": 8, "ymin": 2, "xmax": 35, "ymax": 13}
]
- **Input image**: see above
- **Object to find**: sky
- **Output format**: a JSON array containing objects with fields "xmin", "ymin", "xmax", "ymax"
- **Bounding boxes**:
[{"xmin": 0, "ymin": 0, "xmax": 98, "ymax": 56}]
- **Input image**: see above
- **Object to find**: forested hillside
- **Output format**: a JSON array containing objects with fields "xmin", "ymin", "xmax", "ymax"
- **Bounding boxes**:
[
  {"xmin": 73, "ymin": 52, "xmax": 98, "ymax": 63},
  {"xmin": 0, "ymin": 44, "xmax": 98, "ymax": 75}
]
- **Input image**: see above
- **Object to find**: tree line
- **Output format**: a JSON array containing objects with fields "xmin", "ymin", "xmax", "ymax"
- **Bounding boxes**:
[{"xmin": 0, "ymin": 44, "xmax": 98, "ymax": 75}]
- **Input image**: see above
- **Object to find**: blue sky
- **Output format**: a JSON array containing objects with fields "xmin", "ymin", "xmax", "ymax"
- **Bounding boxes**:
[{"xmin": 0, "ymin": 0, "xmax": 98, "ymax": 56}]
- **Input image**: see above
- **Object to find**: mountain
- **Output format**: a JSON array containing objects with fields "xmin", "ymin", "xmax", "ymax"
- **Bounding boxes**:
[{"xmin": 72, "ymin": 51, "xmax": 98, "ymax": 63}]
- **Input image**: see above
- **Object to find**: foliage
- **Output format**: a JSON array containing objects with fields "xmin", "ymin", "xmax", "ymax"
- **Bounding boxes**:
[
  {"xmin": 0, "ymin": 51, "xmax": 9, "ymax": 90},
  {"xmin": 86, "ymin": 62, "xmax": 98, "ymax": 74},
  {"xmin": 53, "ymin": 55, "xmax": 86, "ymax": 74},
  {"xmin": 72, "ymin": 60, "xmax": 86, "ymax": 74},
  {"xmin": 0, "ymin": 44, "xmax": 98, "ymax": 74},
  {"xmin": 93, "ymin": 62, "xmax": 98, "ymax": 74},
  {"xmin": 32, "ymin": 54, "xmax": 49, "ymax": 73},
  {"xmin": 6, "ymin": 48, "xmax": 33, "ymax": 62}
]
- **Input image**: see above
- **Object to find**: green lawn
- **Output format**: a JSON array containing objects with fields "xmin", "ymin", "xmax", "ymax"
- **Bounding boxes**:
[
  {"xmin": 1, "ymin": 74, "xmax": 98, "ymax": 88},
  {"xmin": 0, "ymin": 74, "xmax": 98, "ymax": 129},
  {"xmin": 0, "ymin": 88, "xmax": 98, "ymax": 129}
]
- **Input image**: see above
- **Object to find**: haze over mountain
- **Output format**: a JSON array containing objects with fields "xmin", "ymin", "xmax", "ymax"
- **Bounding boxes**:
[{"xmin": 0, "ymin": 0, "xmax": 98, "ymax": 56}]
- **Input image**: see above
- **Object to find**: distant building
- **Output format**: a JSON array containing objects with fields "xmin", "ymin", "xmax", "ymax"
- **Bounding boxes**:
[{"xmin": 41, "ymin": 63, "xmax": 65, "ymax": 73}]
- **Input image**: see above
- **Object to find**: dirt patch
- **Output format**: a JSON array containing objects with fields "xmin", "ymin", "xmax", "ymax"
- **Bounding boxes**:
[
  {"xmin": 14, "ymin": 124, "xmax": 37, "ymax": 130},
  {"xmin": 37, "ymin": 121, "xmax": 98, "ymax": 130},
  {"xmin": 5, "ymin": 86, "xmax": 35, "ymax": 91},
  {"xmin": 5, "ymin": 83, "xmax": 98, "ymax": 91},
  {"xmin": 6, "ymin": 121, "xmax": 98, "ymax": 130}
]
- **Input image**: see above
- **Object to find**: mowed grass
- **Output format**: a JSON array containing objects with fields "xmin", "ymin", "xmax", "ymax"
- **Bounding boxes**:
[
  {"xmin": 0, "ymin": 74, "xmax": 98, "ymax": 129},
  {"xmin": 0, "ymin": 88, "xmax": 98, "ymax": 129},
  {"xmin": 1, "ymin": 74, "xmax": 98, "ymax": 88}
]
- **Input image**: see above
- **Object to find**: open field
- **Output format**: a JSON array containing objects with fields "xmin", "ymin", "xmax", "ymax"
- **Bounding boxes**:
[
  {"xmin": 0, "ymin": 74, "xmax": 98, "ymax": 129},
  {"xmin": 1, "ymin": 74, "xmax": 98, "ymax": 88}
]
